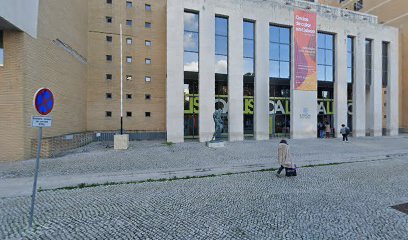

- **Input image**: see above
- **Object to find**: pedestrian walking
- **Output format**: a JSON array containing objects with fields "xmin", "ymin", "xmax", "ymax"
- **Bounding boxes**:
[
  {"xmin": 325, "ymin": 122, "xmax": 331, "ymax": 138},
  {"xmin": 340, "ymin": 124, "xmax": 350, "ymax": 142},
  {"xmin": 276, "ymin": 139, "xmax": 294, "ymax": 177}
]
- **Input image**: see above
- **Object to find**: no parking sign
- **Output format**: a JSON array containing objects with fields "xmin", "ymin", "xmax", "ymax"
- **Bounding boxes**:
[{"xmin": 29, "ymin": 88, "xmax": 54, "ymax": 229}]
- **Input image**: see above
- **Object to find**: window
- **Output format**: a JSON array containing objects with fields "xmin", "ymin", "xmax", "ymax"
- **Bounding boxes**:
[
  {"xmin": 126, "ymin": 20, "xmax": 132, "ymax": 26},
  {"xmin": 145, "ymin": 4, "xmax": 151, "ymax": 11},
  {"xmin": 106, "ymin": 74, "xmax": 112, "ymax": 80},
  {"xmin": 106, "ymin": 0, "xmax": 112, "ymax": 4},
  {"xmin": 145, "ymin": 58, "xmax": 151, "ymax": 64},
  {"xmin": 145, "ymin": 40, "xmax": 151, "ymax": 46},
  {"xmin": 126, "ymin": 1, "xmax": 132, "ymax": 8},
  {"xmin": 106, "ymin": 111, "xmax": 112, "ymax": 117},
  {"xmin": 126, "ymin": 112, "xmax": 132, "ymax": 117},
  {"xmin": 382, "ymin": 42, "xmax": 389, "ymax": 87},
  {"xmin": 347, "ymin": 37, "xmax": 354, "ymax": 83},
  {"xmin": 126, "ymin": 94, "xmax": 132, "ymax": 99},
  {"xmin": 184, "ymin": 12, "xmax": 199, "ymax": 72},
  {"xmin": 0, "ymin": 31, "xmax": 3, "ymax": 66},
  {"xmin": 317, "ymin": 33, "xmax": 334, "ymax": 82},
  {"xmin": 126, "ymin": 56, "xmax": 132, "ymax": 63},
  {"xmin": 215, "ymin": 16, "xmax": 228, "ymax": 74},
  {"xmin": 365, "ymin": 39, "xmax": 372, "ymax": 86},
  {"xmin": 106, "ymin": 16, "xmax": 112, "ymax": 23},
  {"xmin": 145, "ymin": 94, "xmax": 151, "ymax": 100},
  {"xmin": 145, "ymin": 76, "xmax": 151, "ymax": 82},
  {"xmin": 243, "ymin": 21, "xmax": 255, "ymax": 76},
  {"xmin": 126, "ymin": 75, "xmax": 132, "ymax": 81},
  {"xmin": 106, "ymin": 55, "xmax": 112, "ymax": 61},
  {"xmin": 106, "ymin": 36, "xmax": 112, "ymax": 42},
  {"xmin": 145, "ymin": 22, "xmax": 151, "ymax": 28},
  {"xmin": 106, "ymin": 93, "xmax": 112, "ymax": 99},
  {"xmin": 145, "ymin": 112, "xmax": 151, "ymax": 117},
  {"xmin": 269, "ymin": 25, "xmax": 291, "ymax": 79},
  {"xmin": 126, "ymin": 38, "xmax": 132, "ymax": 45}
]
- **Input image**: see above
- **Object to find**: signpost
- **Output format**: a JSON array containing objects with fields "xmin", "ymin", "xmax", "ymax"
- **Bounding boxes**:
[{"xmin": 29, "ymin": 88, "xmax": 54, "ymax": 229}]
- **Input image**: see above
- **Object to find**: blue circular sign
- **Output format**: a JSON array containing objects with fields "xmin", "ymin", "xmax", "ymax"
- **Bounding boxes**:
[{"xmin": 34, "ymin": 88, "xmax": 54, "ymax": 115}]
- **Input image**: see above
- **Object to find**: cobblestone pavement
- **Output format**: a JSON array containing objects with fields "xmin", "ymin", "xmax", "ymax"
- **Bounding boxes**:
[
  {"xmin": 1, "ymin": 157, "xmax": 407, "ymax": 239},
  {"xmin": 1, "ymin": 136, "xmax": 408, "ymax": 197},
  {"xmin": 1, "ymin": 136, "xmax": 408, "ymax": 179}
]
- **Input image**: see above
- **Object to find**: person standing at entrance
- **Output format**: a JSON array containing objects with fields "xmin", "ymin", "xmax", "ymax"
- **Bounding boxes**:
[
  {"xmin": 340, "ymin": 124, "xmax": 350, "ymax": 142},
  {"xmin": 276, "ymin": 139, "xmax": 292, "ymax": 177},
  {"xmin": 325, "ymin": 122, "xmax": 331, "ymax": 138},
  {"xmin": 318, "ymin": 121, "xmax": 325, "ymax": 138}
]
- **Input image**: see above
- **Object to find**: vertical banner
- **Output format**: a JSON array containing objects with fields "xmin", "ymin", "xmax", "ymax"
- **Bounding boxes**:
[{"xmin": 294, "ymin": 10, "xmax": 317, "ymax": 91}]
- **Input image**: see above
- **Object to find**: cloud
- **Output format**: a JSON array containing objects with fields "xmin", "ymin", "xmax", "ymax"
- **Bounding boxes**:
[
  {"xmin": 184, "ymin": 32, "xmax": 197, "ymax": 50},
  {"xmin": 215, "ymin": 59, "xmax": 228, "ymax": 74},
  {"xmin": 184, "ymin": 61, "xmax": 198, "ymax": 72},
  {"xmin": 184, "ymin": 13, "xmax": 198, "ymax": 31}
]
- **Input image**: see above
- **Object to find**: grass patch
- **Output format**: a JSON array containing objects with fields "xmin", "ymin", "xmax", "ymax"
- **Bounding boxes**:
[
  {"xmin": 39, "ymin": 160, "xmax": 376, "ymax": 192},
  {"xmin": 162, "ymin": 141, "xmax": 174, "ymax": 146}
]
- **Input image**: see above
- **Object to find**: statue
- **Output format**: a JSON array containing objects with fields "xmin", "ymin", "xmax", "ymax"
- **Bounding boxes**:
[{"xmin": 211, "ymin": 109, "xmax": 224, "ymax": 142}]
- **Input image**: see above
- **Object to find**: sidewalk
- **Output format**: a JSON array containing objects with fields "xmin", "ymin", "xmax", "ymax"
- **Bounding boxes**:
[{"xmin": 1, "ymin": 136, "xmax": 408, "ymax": 198}]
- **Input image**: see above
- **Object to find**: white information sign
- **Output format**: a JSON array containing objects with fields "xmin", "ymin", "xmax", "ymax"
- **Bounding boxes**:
[{"xmin": 32, "ymin": 116, "xmax": 52, "ymax": 128}]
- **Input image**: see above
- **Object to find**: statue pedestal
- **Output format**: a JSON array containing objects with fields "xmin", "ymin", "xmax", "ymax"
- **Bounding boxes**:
[{"xmin": 206, "ymin": 141, "xmax": 225, "ymax": 148}]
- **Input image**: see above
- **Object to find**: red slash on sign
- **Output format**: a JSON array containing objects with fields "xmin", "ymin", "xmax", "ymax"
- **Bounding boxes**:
[{"xmin": 34, "ymin": 88, "xmax": 54, "ymax": 115}]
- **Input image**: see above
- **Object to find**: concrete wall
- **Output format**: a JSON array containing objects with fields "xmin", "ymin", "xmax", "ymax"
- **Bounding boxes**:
[
  {"xmin": 0, "ymin": 0, "xmax": 39, "ymax": 38},
  {"xmin": 167, "ymin": 0, "xmax": 399, "ymax": 142},
  {"xmin": 87, "ymin": 0, "xmax": 167, "ymax": 132}
]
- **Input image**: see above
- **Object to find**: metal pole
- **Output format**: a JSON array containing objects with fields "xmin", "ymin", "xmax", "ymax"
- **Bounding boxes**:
[
  {"xmin": 29, "ymin": 127, "xmax": 42, "ymax": 229},
  {"xmin": 120, "ymin": 23, "xmax": 124, "ymax": 135}
]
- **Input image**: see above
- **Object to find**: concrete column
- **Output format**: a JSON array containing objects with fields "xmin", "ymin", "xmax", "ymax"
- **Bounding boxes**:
[
  {"xmin": 387, "ymin": 39, "xmax": 399, "ymax": 136},
  {"xmin": 334, "ymin": 31, "xmax": 348, "ymax": 138},
  {"xmin": 166, "ymin": 0, "xmax": 184, "ymax": 143},
  {"xmin": 198, "ymin": 5, "xmax": 215, "ymax": 142},
  {"xmin": 254, "ymin": 18, "xmax": 269, "ymax": 140},
  {"xmin": 228, "ymin": 13, "xmax": 244, "ymax": 141},
  {"xmin": 353, "ymin": 35, "xmax": 366, "ymax": 137},
  {"xmin": 369, "ymin": 39, "xmax": 383, "ymax": 136}
]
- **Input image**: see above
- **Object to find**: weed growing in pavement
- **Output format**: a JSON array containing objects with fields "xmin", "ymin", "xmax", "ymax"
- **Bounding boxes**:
[{"xmin": 163, "ymin": 141, "xmax": 174, "ymax": 146}]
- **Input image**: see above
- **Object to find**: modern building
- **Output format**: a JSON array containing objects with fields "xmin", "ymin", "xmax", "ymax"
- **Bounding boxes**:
[
  {"xmin": 321, "ymin": 0, "xmax": 408, "ymax": 134},
  {"xmin": 0, "ymin": 0, "xmax": 400, "ymax": 161}
]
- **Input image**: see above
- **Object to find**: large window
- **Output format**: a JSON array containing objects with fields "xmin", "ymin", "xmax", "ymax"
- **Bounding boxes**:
[
  {"xmin": 382, "ymin": 42, "xmax": 389, "ymax": 87},
  {"xmin": 347, "ymin": 37, "xmax": 354, "ymax": 83},
  {"xmin": 269, "ymin": 25, "xmax": 290, "ymax": 79},
  {"xmin": 184, "ymin": 12, "xmax": 199, "ymax": 72},
  {"xmin": 317, "ymin": 33, "xmax": 334, "ymax": 82},
  {"xmin": 243, "ymin": 21, "xmax": 255, "ymax": 136},
  {"xmin": 215, "ymin": 17, "xmax": 228, "ymax": 74},
  {"xmin": 243, "ymin": 21, "xmax": 255, "ymax": 76},
  {"xmin": 0, "ymin": 31, "xmax": 3, "ymax": 66},
  {"xmin": 365, "ymin": 39, "xmax": 372, "ymax": 86},
  {"xmin": 184, "ymin": 12, "xmax": 199, "ymax": 138}
]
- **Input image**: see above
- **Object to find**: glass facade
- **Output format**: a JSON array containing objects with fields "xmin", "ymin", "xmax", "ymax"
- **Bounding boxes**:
[
  {"xmin": 243, "ymin": 21, "xmax": 255, "ymax": 137},
  {"xmin": 365, "ymin": 39, "xmax": 372, "ymax": 86},
  {"xmin": 0, "ymin": 31, "xmax": 3, "ymax": 65},
  {"xmin": 215, "ymin": 17, "xmax": 228, "ymax": 74},
  {"xmin": 215, "ymin": 16, "xmax": 229, "ymax": 137},
  {"xmin": 317, "ymin": 33, "xmax": 335, "ymax": 137},
  {"xmin": 184, "ymin": 12, "xmax": 199, "ymax": 72},
  {"xmin": 382, "ymin": 42, "xmax": 389, "ymax": 88},
  {"xmin": 269, "ymin": 25, "xmax": 291, "ymax": 138},
  {"xmin": 347, "ymin": 37, "xmax": 354, "ymax": 84},
  {"xmin": 347, "ymin": 36, "xmax": 354, "ymax": 131},
  {"xmin": 184, "ymin": 12, "xmax": 199, "ymax": 138},
  {"xmin": 317, "ymin": 33, "xmax": 334, "ymax": 82},
  {"xmin": 269, "ymin": 26, "xmax": 290, "ymax": 79}
]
